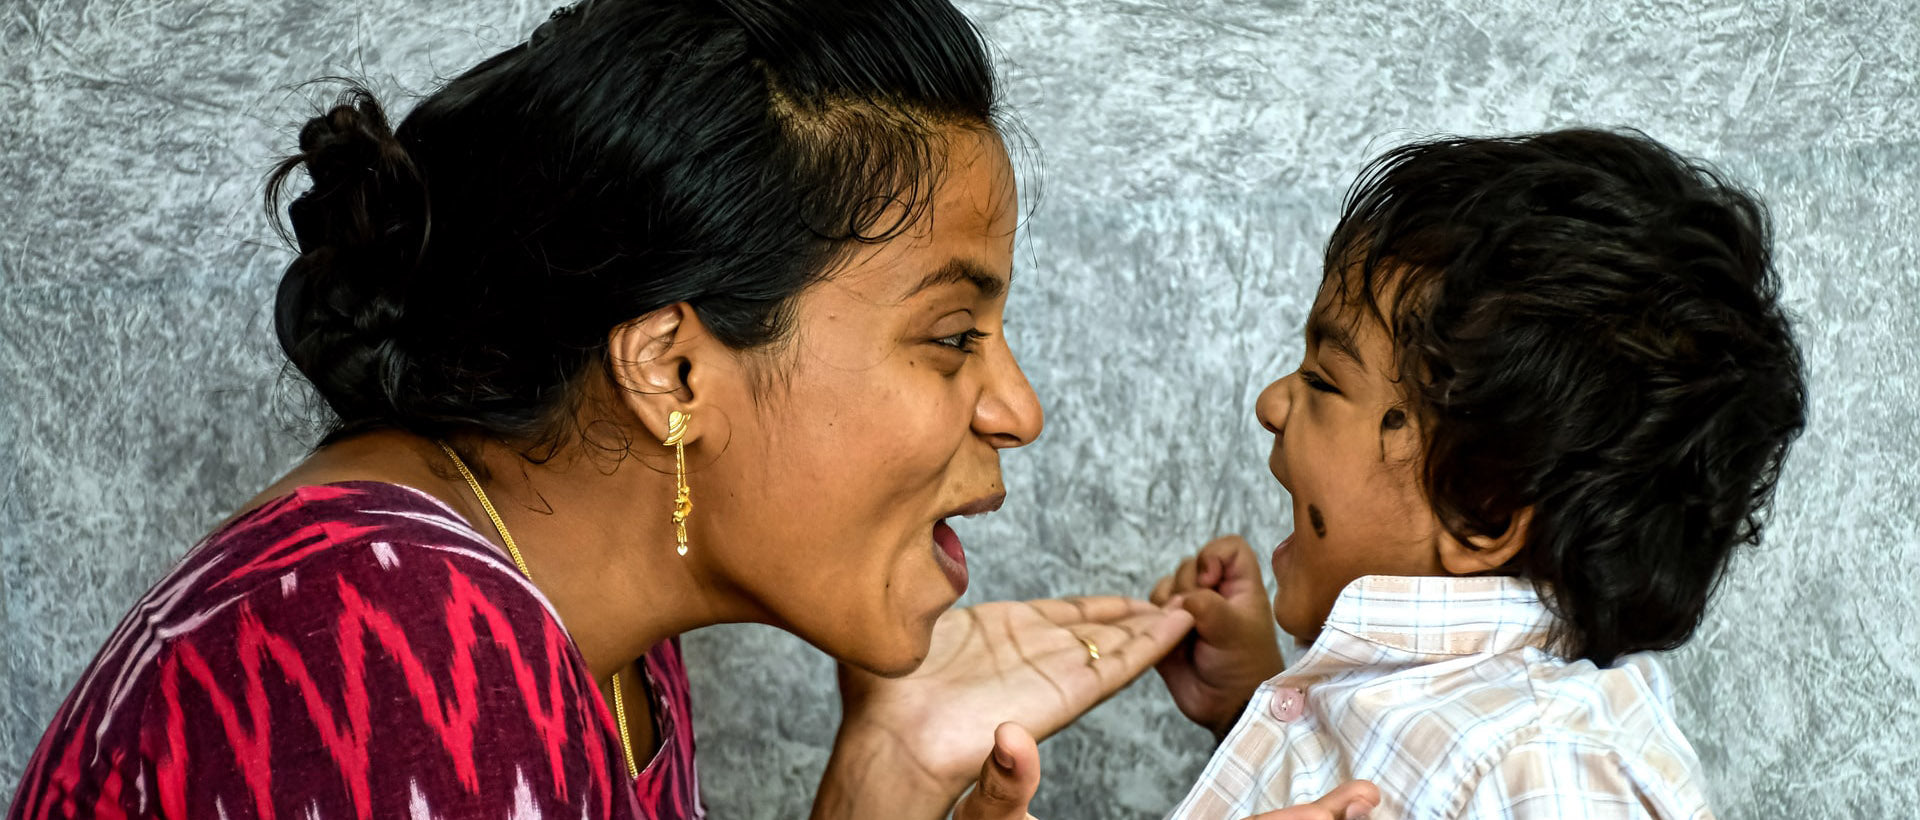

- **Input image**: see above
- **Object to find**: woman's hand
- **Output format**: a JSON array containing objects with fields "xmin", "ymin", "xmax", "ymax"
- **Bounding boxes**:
[
  {"xmin": 816, "ymin": 596, "xmax": 1195, "ymax": 817},
  {"xmin": 952, "ymin": 722, "xmax": 1041, "ymax": 820},
  {"xmin": 1241, "ymin": 781, "xmax": 1380, "ymax": 820},
  {"xmin": 937, "ymin": 723, "xmax": 1375, "ymax": 820},
  {"xmin": 1150, "ymin": 535, "xmax": 1287, "ymax": 738}
]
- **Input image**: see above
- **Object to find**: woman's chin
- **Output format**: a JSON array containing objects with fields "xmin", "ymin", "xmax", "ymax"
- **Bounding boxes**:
[
  {"xmin": 801, "ymin": 566, "xmax": 959, "ymax": 677},
  {"xmin": 825, "ymin": 611, "xmax": 942, "ymax": 678},
  {"xmin": 842, "ymin": 637, "xmax": 933, "ymax": 679}
]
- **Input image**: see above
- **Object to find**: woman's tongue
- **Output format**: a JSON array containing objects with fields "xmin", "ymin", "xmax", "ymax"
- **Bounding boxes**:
[
  {"xmin": 933, "ymin": 519, "xmax": 966, "ymax": 567},
  {"xmin": 932, "ymin": 519, "xmax": 969, "ymax": 594}
]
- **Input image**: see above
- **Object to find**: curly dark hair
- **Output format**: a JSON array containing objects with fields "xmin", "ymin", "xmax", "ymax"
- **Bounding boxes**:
[
  {"xmin": 264, "ymin": 0, "xmax": 1004, "ymax": 449},
  {"xmin": 1325, "ymin": 128, "xmax": 1808, "ymax": 666}
]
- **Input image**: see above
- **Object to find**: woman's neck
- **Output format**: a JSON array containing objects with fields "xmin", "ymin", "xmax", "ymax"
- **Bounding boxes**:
[{"xmin": 256, "ymin": 428, "xmax": 757, "ymax": 682}]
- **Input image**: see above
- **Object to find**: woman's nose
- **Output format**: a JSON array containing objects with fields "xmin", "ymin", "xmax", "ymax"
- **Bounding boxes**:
[
  {"xmin": 1255, "ymin": 374, "xmax": 1292, "ymax": 436},
  {"xmin": 975, "ymin": 338, "xmax": 1045, "ymax": 449}
]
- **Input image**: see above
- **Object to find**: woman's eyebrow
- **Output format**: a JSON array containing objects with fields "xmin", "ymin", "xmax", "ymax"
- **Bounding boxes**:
[
  {"xmin": 1306, "ymin": 313, "xmax": 1366, "ymax": 368},
  {"xmin": 905, "ymin": 257, "xmax": 1008, "ymax": 301}
]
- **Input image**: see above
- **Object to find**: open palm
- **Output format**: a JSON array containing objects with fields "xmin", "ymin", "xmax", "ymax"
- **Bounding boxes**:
[{"xmin": 836, "ymin": 596, "xmax": 1195, "ymax": 797}]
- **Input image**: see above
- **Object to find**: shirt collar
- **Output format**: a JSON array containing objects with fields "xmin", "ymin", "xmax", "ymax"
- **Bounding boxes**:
[{"xmin": 1309, "ymin": 574, "xmax": 1558, "ymax": 660}]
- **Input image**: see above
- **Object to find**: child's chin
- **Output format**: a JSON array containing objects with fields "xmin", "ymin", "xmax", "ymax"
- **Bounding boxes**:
[{"xmin": 1271, "ymin": 603, "xmax": 1320, "ymax": 649}]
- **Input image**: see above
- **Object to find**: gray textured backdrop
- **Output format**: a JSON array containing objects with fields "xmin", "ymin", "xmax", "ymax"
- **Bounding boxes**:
[{"xmin": 3, "ymin": 0, "xmax": 1917, "ymax": 817}]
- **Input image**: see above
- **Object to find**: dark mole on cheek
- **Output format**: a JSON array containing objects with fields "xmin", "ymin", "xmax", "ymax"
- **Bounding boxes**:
[{"xmin": 1307, "ymin": 504, "xmax": 1327, "ymax": 538}]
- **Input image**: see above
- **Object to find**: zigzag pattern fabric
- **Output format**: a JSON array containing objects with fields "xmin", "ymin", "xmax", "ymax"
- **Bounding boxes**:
[{"xmin": 8, "ymin": 482, "xmax": 703, "ymax": 820}]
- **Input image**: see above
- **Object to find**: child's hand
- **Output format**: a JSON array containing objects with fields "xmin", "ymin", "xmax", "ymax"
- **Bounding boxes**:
[{"xmin": 1149, "ymin": 535, "xmax": 1286, "ymax": 737}]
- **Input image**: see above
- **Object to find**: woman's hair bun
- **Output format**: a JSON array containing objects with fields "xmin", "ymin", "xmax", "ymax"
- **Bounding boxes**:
[
  {"xmin": 274, "ymin": 89, "xmax": 426, "ymax": 258},
  {"xmin": 265, "ymin": 87, "xmax": 431, "ymax": 430}
]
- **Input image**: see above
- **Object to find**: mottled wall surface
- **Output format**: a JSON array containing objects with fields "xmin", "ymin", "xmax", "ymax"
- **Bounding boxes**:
[{"xmin": 3, "ymin": 0, "xmax": 1915, "ymax": 817}]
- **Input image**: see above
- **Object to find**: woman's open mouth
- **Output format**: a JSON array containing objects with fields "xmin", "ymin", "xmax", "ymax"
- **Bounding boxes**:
[
  {"xmin": 930, "ymin": 492, "xmax": 1003, "ymax": 595},
  {"xmin": 933, "ymin": 519, "xmax": 968, "ymax": 594}
]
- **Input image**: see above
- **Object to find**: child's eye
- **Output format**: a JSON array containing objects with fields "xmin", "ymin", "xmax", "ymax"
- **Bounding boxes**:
[
  {"xmin": 934, "ymin": 329, "xmax": 989, "ymax": 353},
  {"xmin": 1301, "ymin": 370, "xmax": 1342, "ymax": 395}
]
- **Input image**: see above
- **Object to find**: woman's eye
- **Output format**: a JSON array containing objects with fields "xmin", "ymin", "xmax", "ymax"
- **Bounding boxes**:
[
  {"xmin": 934, "ymin": 329, "xmax": 989, "ymax": 353},
  {"xmin": 1301, "ymin": 370, "xmax": 1342, "ymax": 395}
]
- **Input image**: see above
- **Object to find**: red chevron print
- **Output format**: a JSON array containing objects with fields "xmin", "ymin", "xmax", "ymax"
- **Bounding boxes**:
[
  {"xmin": 6, "ymin": 482, "xmax": 703, "ymax": 820},
  {"xmin": 173, "ymin": 637, "xmax": 277, "ymax": 819},
  {"xmin": 209, "ymin": 521, "xmax": 383, "ymax": 591}
]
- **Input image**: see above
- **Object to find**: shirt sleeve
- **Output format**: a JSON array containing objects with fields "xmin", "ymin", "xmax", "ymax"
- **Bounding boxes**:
[
  {"xmin": 1450, "ymin": 736, "xmax": 1715, "ymax": 820},
  {"xmin": 136, "ymin": 541, "xmax": 627, "ymax": 820}
]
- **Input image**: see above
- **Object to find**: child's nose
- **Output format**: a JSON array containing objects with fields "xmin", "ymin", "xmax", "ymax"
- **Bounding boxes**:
[{"xmin": 1255, "ymin": 375, "xmax": 1292, "ymax": 436}]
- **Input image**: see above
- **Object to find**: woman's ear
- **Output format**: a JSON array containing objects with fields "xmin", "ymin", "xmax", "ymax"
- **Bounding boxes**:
[
  {"xmin": 1436, "ymin": 506, "xmax": 1533, "ymax": 576},
  {"xmin": 606, "ymin": 303, "xmax": 713, "ymax": 446}
]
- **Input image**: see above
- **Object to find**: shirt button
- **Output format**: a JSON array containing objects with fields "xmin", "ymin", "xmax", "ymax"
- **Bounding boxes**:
[{"xmin": 1268, "ymin": 686, "xmax": 1307, "ymax": 722}]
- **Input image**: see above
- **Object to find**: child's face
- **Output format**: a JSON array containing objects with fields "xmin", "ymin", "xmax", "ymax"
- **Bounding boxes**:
[{"xmin": 1256, "ymin": 278, "xmax": 1449, "ymax": 643}]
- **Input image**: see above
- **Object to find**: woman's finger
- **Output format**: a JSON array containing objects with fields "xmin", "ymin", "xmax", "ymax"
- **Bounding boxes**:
[
  {"xmin": 952, "ymin": 722, "xmax": 1041, "ymax": 820},
  {"xmin": 1077, "ymin": 607, "xmax": 1195, "ymax": 689},
  {"xmin": 1239, "ymin": 780, "xmax": 1380, "ymax": 820},
  {"xmin": 1037, "ymin": 609, "xmax": 1196, "ymax": 699},
  {"xmin": 1026, "ymin": 595, "xmax": 1157, "ymax": 627},
  {"xmin": 1066, "ymin": 606, "xmax": 1192, "ymax": 649}
]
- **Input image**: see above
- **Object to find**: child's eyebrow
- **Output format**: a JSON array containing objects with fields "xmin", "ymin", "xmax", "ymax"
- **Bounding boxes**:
[{"xmin": 1307, "ymin": 313, "xmax": 1367, "ymax": 369}]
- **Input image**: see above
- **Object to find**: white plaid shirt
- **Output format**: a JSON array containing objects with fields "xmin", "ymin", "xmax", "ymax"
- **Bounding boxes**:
[{"xmin": 1166, "ymin": 575, "xmax": 1714, "ymax": 820}]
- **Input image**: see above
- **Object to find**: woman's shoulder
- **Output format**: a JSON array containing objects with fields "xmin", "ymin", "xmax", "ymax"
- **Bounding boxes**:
[
  {"xmin": 9, "ymin": 482, "xmax": 625, "ymax": 820},
  {"xmin": 206, "ymin": 479, "xmax": 490, "ymax": 553},
  {"xmin": 195, "ymin": 480, "xmax": 525, "ymax": 589},
  {"xmin": 46, "ymin": 480, "xmax": 574, "ymax": 733},
  {"xmin": 77, "ymin": 480, "xmax": 573, "ymax": 699},
  {"xmin": 160, "ymin": 479, "xmax": 567, "ymax": 644}
]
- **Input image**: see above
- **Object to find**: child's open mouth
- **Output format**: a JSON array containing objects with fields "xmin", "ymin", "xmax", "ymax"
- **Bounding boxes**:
[{"xmin": 1270, "ymin": 534, "xmax": 1295, "ymax": 579}]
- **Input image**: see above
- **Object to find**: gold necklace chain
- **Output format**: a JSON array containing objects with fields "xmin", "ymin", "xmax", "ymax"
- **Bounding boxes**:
[{"xmin": 437, "ymin": 442, "xmax": 643, "ymax": 781}]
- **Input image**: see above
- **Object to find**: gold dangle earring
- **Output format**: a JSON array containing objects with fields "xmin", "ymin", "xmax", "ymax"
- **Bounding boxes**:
[{"xmin": 665, "ymin": 410, "xmax": 692, "ymax": 556}]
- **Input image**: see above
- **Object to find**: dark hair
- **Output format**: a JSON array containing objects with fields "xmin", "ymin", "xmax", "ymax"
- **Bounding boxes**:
[
  {"xmin": 1325, "ymin": 128, "xmax": 1807, "ymax": 666},
  {"xmin": 266, "ymin": 0, "xmax": 1003, "ymax": 448}
]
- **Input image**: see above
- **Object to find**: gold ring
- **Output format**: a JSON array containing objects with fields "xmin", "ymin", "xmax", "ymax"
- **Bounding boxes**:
[{"xmin": 1077, "ymin": 636, "xmax": 1101, "ymax": 665}]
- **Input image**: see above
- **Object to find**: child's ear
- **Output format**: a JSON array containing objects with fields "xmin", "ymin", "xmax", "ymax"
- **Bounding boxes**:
[{"xmin": 1437, "ymin": 506, "xmax": 1533, "ymax": 576}]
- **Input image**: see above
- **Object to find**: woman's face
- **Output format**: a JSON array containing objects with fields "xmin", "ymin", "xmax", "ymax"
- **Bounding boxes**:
[{"xmin": 699, "ymin": 128, "xmax": 1041, "ymax": 675}]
